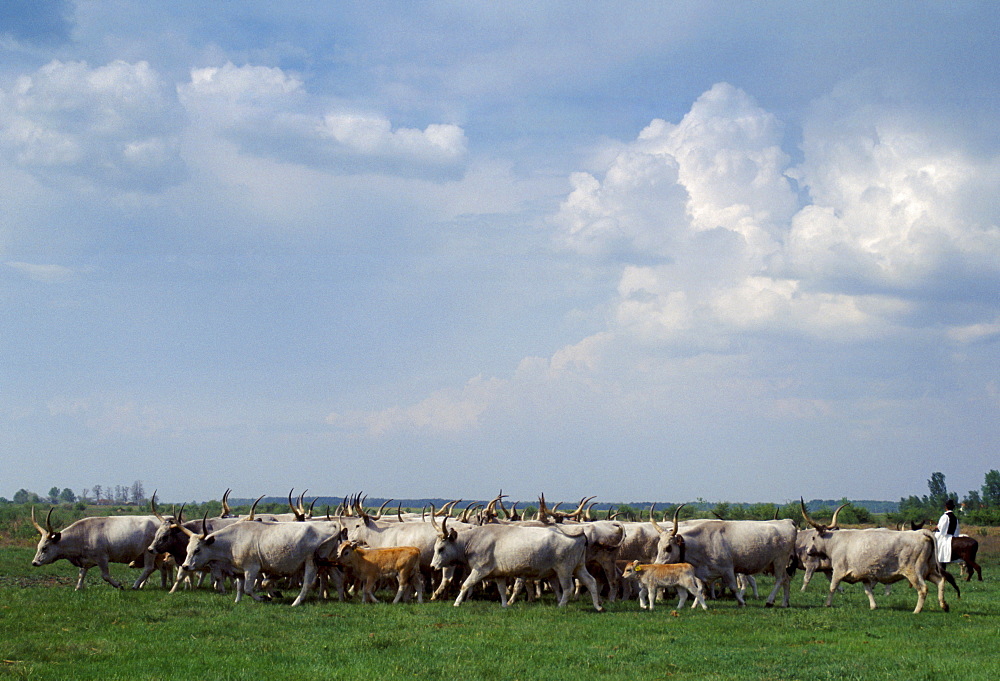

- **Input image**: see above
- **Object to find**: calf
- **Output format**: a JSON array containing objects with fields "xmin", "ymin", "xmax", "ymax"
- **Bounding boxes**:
[
  {"xmin": 335, "ymin": 541, "xmax": 424, "ymax": 604},
  {"xmin": 621, "ymin": 560, "xmax": 708, "ymax": 611}
]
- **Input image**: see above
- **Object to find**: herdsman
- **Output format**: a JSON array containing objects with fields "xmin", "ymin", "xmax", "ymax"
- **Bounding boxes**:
[{"xmin": 934, "ymin": 498, "xmax": 960, "ymax": 569}]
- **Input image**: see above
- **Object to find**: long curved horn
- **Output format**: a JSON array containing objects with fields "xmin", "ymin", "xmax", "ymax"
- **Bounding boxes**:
[
  {"xmin": 429, "ymin": 504, "xmax": 442, "ymax": 534},
  {"xmin": 30, "ymin": 507, "xmax": 47, "ymax": 536},
  {"xmin": 830, "ymin": 503, "xmax": 849, "ymax": 529},
  {"xmin": 372, "ymin": 499, "xmax": 392, "ymax": 520},
  {"xmin": 396, "ymin": 503, "xmax": 404, "ymax": 523},
  {"xmin": 176, "ymin": 503, "xmax": 186, "ymax": 525},
  {"xmin": 670, "ymin": 503, "xmax": 685, "ymax": 537},
  {"xmin": 441, "ymin": 513, "xmax": 450, "ymax": 538},
  {"xmin": 200, "ymin": 510, "xmax": 209, "ymax": 538},
  {"xmin": 287, "ymin": 489, "xmax": 298, "ymax": 516},
  {"xmin": 247, "ymin": 495, "xmax": 264, "ymax": 521},
  {"xmin": 222, "ymin": 488, "xmax": 232, "ymax": 517},
  {"xmin": 570, "ymin": 496, "xmax": 596, "ymax": 519},
  {"xmin": 510, "ymin": 501, "xmax": 520, "ymax": 521},
  {"xmin": 585, "ymin": 501, "xmax": 597, "ymax": 522},
  {"xmin": 45, "ymin": 507, "xmax": 55, "ymax": 535},
  {"xmin": 298, "ymin": 490, "xmax": 308, "ymax": 515},
  {"xmin": 150, "ymin": 490, "xmax": 165, "ymax": 522},
  {"xmin": 800, "ymin": 497, "xmax": 826, "ymax": 531},
  {"xmin": 459, "ymin": 501, "xmax": 477, "ymax": 522},
  {"xmin": 306, "ymin": 497, "xmax": 318, "ymax": 519},
  {"xmin": 649, "ymin": 504, "xmax": 663, "ymax": 534}
]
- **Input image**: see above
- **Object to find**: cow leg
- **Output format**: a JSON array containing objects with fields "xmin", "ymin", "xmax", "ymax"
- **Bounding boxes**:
[
  {"xmin": 801, "ymin": 565, "xmax": 815, "ymax": 591},
  {"xmin": 676, "ymin": 587, "xmax": 688, "ymax": 610},
  {"xmin": 764, "ymin": 566, "xmax": 789, "ymax": 607},
  {"xmin": 430, "ymin": 566, "xmax": 456, "ymax": 600},
  {"xmin": 692, "ymin": 578, "xmax": 709, "ymax": 610},
  {"xmin": 825, "ymin": 572, "xmax": 843, "ymax": 607},
  {"xmin": 413, "ymin": 572, "xmax": 425, "ymax": 604},
  {"xmin": 132, "ymin": 552, "xmax": 159, "ymax": 589},
  {"xmin": 573, "ymin": 564, "xmax": 604, "ymax": 612},
  {"xmin": 492, "ymin": 578, "xmax": 510, "ymax": 606},
  {"xmin": 721, "ymin": 570, "xmax": 745, "ymax": 606},
  {"xmin": 241, "ymin": 565, "xmax": 266, "ymax": 602},
  {"xmin": 290, "ymin": 560, "xmax": 317, "ymax": 607},
  {"xmin": 75, "ymin": 566, "xmax": 89, "ymax": 590},
  {"xmin": 860, "ymin": 581, "xmax": 878, "ymax": 609},
  {"xmin": 453, "ymin": 569, "xmax": 487, "ymax": 607},
  {"xmin": 554, "ymin": 569, "xmax": 576, "ymax": 607},
  {"xmin": 96, "ymin": 558, "xmax": 123, "ymax": 589}
]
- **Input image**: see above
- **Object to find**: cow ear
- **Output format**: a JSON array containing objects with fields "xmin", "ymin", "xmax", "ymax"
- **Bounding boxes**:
[
  {"xmin": 51, "ymin": 532, "xmax": 61, "ymax": 542},
  {"xmin": 448, "ymin": 529, "xmax": 458, "ymax": 542},
  {"xmin": 205, "ymin": 536, "xmax": 215, "ymax": 546}
]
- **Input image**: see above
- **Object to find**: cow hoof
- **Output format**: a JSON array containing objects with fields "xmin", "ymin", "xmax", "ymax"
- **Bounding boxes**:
[
  {"xmin": 942, "ymin": 603, "xmax": 950, "ymax": 613},
  {"xmin": 764, "ymin": 602, "xmax": 774, "ymax": 608}
]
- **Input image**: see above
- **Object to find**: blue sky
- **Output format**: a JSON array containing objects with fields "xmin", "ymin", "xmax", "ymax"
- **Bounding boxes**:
[{"xmin": 2, "ymin": 2, "xmax": 998, "ymax": 504}]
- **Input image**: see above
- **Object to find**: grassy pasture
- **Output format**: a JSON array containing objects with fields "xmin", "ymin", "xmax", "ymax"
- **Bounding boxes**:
[{"xmin": 2, "ymin": 530, "xmax": 998, "ymax": 680}]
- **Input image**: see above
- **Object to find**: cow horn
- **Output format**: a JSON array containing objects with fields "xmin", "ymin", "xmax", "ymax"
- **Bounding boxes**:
[
  {"xmin": 649, "ymin": 504, "xmax": 663, "ymax": 534},
  {"xmin": 510, "ymin": 501, "xmax": 520, "ymax": 521},
  {"xmin": 830, "ymin": 503, "xmax": 848, "ymax": 529},
  {"xmin": 247, "ymin": 495, "xmax": 264, "ymax": 521},
  {"xmin": 441, "ymin": 514, "xmax": 450, "ymax": 538},
  {"xmin": 222, "ymin": 488, "xmax": 232, "ymax": 517},
  {"xmin": 429, "ymin": 504, "xmax": 441, "ymax": 532},
  {"xmin": 372, "ymin": 499, "xmax": 392, "ymax": 520},
  {"xmin": 306, "ymin": 497, "xmax": 318, "ymax": 519},
  {"xmin": 287, "ymin": 489, "xmax": 299, "ymax": 517},
  {"xmin": 396, "ymin": 503, "xmax": 404, "ymax": 523},
  {"xmin": 175, "ymin": 504, "xmax": 194, "ymax": 537},
  {"xmin": 800, "ymin": 497, "xmax": 826, "ymax": 531},
  {"xmin": 201, "ymin": 510, "xmax": 209, "ymax": 537},
  {"xmin": 44, "ymin": 507, "xmax": 55, "ymax": 535},
  {"xmin": 176, "ymin": 503, "xmax": 186, "ymax": 525},
  {"xmin": 670, "ymin": 504, "xmax": 685, "ymax": 537},
  {"xmin": 30, "ymin": 506, "xmax": 47, "ymax": 536},
  {"xmin": 150, "ymin": 490, "xmax": 165, "ymax": 522}
]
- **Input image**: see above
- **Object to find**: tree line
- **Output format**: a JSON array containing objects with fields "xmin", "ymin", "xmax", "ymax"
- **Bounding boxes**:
[
  {"xmin": 4, "ymin": 481, "xmax": 146, "ymax": 507},
  {"xmin": 896, "ymin": 470, "xmax": 1000, "ymax": 525}
]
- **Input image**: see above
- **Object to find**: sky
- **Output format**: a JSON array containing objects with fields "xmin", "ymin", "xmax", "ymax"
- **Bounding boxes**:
[{"xmin": 1, "ymin": 1, "xmax": 998, "ymax": 505}]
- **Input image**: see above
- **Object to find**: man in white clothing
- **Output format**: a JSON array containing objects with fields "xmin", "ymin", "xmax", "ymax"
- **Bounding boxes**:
[{"xmin": 934, "ymin": 498, "xmax": 959, "ymax": 567}]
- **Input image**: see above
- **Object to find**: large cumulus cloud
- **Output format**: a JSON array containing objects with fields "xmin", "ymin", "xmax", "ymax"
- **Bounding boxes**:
[{"xmin": 0, "ymin": 59, "xmax": 187, "ymax": 191}]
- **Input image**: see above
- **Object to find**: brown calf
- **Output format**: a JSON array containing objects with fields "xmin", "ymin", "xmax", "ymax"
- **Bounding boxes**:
[
  {"xmin": 621, "ymin": 560, "xmax": 708, "ymax": 611},
  {"xmin": 335, "ymin": 541, "xmax": 425, "ymax": 604}
]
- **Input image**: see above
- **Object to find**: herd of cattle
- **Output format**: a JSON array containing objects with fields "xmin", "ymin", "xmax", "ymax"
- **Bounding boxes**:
[{"xmin": 28, "ymin": 491, "xmax": 981, "ymax": 614}]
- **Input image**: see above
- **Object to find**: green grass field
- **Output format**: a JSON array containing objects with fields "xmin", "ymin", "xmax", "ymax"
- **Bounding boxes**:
[{"xmin": 2, "ymin": 542, "xmax": 998, "ymax": 681}]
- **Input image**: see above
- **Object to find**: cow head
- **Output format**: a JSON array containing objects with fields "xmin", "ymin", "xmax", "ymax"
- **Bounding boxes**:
[
  {"xmin": 799, "ymin": 498, "xmax": 846, "ymax": 536},
  {"xmin": 179, "ymin": 510, "xmax": 216, "ymax": 571},
  {"xmin": 621, "ymin": 560, "xmax": 643, "ymax": 580},
  {"xmin": 30, "ymin": 507, "xmax": 61, "ymax": 566},
  {"xmin": 429, "ymin": 505, "xmax": 460, "ymax": 569},
  {"xmin": 148, "ymin": 492, "xmax": 185, "ymax": 554},
  {"xmin": 651, "ymin": 503, "xmax": 687, "ymax": 564}
]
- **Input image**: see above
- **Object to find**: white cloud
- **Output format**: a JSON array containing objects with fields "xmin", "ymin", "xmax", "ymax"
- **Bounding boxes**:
[
  {"xmin": 5, "ymin": 261, "xmax": 76, "ymax": 282},
  {"xmin": 0, "ymin": 60, "xmax": 186, "ymax": 191},
  {"xmin": 784, "ymin": 77, "xmax": 1000, "ymax": 293},
  {"xmin": 327, "ymin": 375, "xmax": 510, "ymax": 436},
  {"xmin": 179, "ymin": 62, "xmax": 467, "ymax": 173}
]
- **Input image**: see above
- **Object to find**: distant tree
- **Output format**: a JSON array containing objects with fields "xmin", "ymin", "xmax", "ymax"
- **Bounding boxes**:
[
  {"xmin": 13, "ymin": 489, "xmax": 38, "ymax": 504},
  {"xmin": 963, "ymin": 490, "xmax": 982, "ymax": 510},
  {"xmin": 927, "ymin": 472, "xmax": 949, "ymax": 509},
  {"xmin": 81, "ymin": 488, "xmax": 90, "ymax": 503},
  {"xmin": 130, "ymin": 480, "xmax": 145, "ymax": 505},
  {"xmin": 983, "ymin": 470, "xmax": 1000, "ymax": 508},
  {"xmin": 48, "ymin": 487, "xmax": 61, "ymax": 503},
  {"xmin": 92, "ymin": 485, "xmax": 103, "ymax": 504},
  {"xmin": 59, "ymin": 488, "xmax": 76, "ymax": 504}
]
